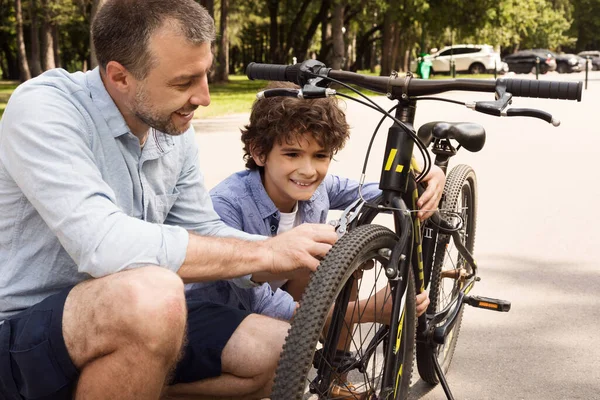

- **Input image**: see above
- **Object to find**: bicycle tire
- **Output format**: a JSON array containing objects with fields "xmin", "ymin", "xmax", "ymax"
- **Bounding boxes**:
[
  {"xmin": 272, "ymin": 224, "xmax": 416, "ymax": 400},
  {"xmin": 416, "ymin": 164, "xmax": 477, "ymax": 384}
]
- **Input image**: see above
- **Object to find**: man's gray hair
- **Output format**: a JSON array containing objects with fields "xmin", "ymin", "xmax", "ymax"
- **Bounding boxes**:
[{"xmin": 92, "ymin": 0, "xmax": 215, "ymax": 79}]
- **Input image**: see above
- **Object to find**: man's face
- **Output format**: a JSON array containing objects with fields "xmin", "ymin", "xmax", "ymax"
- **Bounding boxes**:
[{"xmin": 128, "ymin": 26, "xmax": 212, "ymax": 135}]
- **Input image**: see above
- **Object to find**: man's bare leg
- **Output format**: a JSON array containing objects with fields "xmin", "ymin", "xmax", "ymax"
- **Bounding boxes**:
[
  {"xmin": 63, "ymin": 266, "xmax": 187, "ymax": 400},
  {"xmin": 163, "ymin": 314, "xmax": 289, "ymax": 399}
]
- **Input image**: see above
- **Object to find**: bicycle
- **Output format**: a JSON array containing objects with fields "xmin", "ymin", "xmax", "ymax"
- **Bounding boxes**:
[{"xmin": 246, "ymin": 61, "xmax": 582, "ymax": 400}]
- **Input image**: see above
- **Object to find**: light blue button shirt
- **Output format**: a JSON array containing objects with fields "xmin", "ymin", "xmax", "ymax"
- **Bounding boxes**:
[{"xmin": 0, "ymin": 68, "xmax": 258, "ymax": 321}]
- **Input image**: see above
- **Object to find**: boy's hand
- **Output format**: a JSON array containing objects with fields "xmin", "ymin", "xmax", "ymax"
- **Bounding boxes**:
[
  {"xmin": 264, "ymin": 223, "xmax": 337, "ymax": 274},
  {"xmin": 417, "ymin": 165, "xmax": 445, "ymax": 221},
  {"xmin": 416, "ymin": 290, "xmax": 430, "ymax": 317}
]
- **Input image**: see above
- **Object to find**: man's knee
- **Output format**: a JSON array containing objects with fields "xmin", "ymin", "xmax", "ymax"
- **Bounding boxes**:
[
  {"xmin": 64, "ymin": 266, "xmax": 186, "ymax": 367},
  {"xmin": 115, "ymin": 267, "xmax": 186, "ymax": 354}
]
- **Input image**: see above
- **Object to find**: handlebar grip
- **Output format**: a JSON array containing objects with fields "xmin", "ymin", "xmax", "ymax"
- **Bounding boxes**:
[
  {"xmin": 502, "ymin": 79, "xmax": 582, "ymax": 101},
  {"xmin": 246, "ymin": 62, "xmax": 301, "ymax": 84}
]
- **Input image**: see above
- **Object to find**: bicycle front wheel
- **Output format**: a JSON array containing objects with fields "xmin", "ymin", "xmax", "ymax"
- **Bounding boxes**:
[
  {"xmin": 416, "ymin": 164, "xmax": 477, "ymax": 384},
  {"xmin": 272, "ymin": 224, "xmax": 416, "ymax": 400}
]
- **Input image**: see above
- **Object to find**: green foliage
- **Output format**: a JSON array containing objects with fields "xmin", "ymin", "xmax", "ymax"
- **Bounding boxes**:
[
  {"xmin": 570, "ymin": 0, "xmax": 600, "ymax": 49},
  {"xmin": 420, "ymin": 0, "xmax": 577, "ymax": 52}
]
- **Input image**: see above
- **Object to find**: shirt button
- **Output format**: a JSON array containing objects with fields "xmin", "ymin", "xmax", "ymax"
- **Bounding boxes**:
[{"xmin": 270, "ymin": 225, "xmax": 277, "ymax": 232}]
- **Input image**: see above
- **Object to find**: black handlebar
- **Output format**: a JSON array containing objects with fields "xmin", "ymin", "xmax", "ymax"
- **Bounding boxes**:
[
  {"xmin": 245, "ymin": 62, "xmax": 302, "ymax": 84},
  {"xmin": 502, "ymin": 78, "xmax": 581, "ymax": 101},
  {"xmin": 246, "ymin": 62, "xmax": 582, "ymax": 102}
]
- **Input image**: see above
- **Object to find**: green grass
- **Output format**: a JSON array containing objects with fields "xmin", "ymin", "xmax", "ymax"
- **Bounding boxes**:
[{"xmin": 0, "ymin": 81, "xmax": 19, "ymax": 119}]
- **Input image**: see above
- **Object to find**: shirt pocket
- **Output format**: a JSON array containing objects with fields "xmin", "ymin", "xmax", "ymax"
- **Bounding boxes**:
[{"xmin": 148, "ymin": 188, "xmax": 180, "ymax": 223}]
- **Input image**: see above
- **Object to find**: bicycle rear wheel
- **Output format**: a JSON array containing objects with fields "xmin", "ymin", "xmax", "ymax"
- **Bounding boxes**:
[
  {"xmin": 416, "ymin": 164, "xmax": 477, "ymax": 384},
  {"xmin": 272, "ymin": 224, "xmax": 416, "ymax": 400}
]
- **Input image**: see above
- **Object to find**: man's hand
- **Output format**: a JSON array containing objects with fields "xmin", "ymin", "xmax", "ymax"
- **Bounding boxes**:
[
  {"xmin": 263, "ymin": 223, "xmax": 337, "ymax": 275},
  {"xmin": 417, "ymin": 165, "xmax": 446, "ymax": 221},
  {"xmin": 416, "ymin": 290, "xmax": 430, "ymax": 317}
]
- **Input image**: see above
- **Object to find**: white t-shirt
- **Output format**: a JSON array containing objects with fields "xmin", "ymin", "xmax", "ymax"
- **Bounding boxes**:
[{"xmin": 269, "ymin": 202, "xmax": 301, "ymax": 290}]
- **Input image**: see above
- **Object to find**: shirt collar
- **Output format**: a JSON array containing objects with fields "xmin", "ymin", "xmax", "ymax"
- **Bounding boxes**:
[
  {"xmin": 86, "ymin": 67, "xmax": 131, "ymax": 138},
  {"xmin": 247, "ymin": 169, "xmax": 280, "ymax": 220}
]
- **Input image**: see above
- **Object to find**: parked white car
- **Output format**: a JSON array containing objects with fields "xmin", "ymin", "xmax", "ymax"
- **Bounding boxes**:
[{"xmin": 422, "ymin": 44, "xmax": 503, "ymax": 74}]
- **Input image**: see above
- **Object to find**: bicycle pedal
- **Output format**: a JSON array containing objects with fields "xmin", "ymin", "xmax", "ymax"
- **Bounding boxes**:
[{"xmin": 465, "ymin": 295, "xmax": 511, "ymax": 312}]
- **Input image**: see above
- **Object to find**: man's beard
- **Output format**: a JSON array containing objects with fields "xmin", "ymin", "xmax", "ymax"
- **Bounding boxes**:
[{"xmin": 132, "ymin": 86, "xmax": 194, "ymax": 136}]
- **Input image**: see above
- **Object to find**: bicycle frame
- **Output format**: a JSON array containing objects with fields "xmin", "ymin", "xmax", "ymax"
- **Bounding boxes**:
[{"xmin": 342, "ymin": 95, "xmax": 481, "ymax": 397}]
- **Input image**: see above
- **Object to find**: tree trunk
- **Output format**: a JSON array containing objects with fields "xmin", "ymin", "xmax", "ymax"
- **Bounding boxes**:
[
  {"xmin": 268, "ymin": 0, "xmax": 279, "ymax": 63},
  {"xmin": 215, "ymin": 0, "xmax": 229, "ymax": 82},
  {"xmin": 15, "ymin": 0, "xmax": 31, "ymax": 81},
  {"xmin": 28, "ymin": 0, "xmax": 43, "ymax": 76},
  {"xmin": 349, "ymin": 24, "xmax": 382, "ymax": 71},
  {"xmin": 40, "ymin": 0, "xmax": 55, "ymax": 70},
  {"xmin": 1, "ymin": 39, "xmax": 20, "ymax": 80},
  {"xmin": 295, "ymin": 0, "xmax": 329, "ymax": 61},
  {"xmin": 284, "ymin": 0, "xmax": 313, "ymax": 59},
  {"xmin": 390, "ymin": 24, "xmax": 400, "ymax": 71},
  {"xmin": 199, "ymin": 0, "xmax": 214, "ymax": 17},
  {"xmin": 89, "ymin": 0, "xmax": 105, "ymax": 68},
  {"xmin": 318, "ymin": 0, "xmax": 332, "ymax": 62},
  {"xmin": 52, "ymin": 24, "xmax": 61, "ymax": 68},
  {"xmin": 380, "ymin": 9, "xmax": 394, "ymax": 76},
  {"xmin": 330, "ymin": 1, "xmax": 344, "ymax": 70}
]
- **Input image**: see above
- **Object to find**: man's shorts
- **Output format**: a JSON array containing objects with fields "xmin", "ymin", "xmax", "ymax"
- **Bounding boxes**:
[{"xmin": 0, "ymin": 285, "xmax": 250, "ymax": 399}]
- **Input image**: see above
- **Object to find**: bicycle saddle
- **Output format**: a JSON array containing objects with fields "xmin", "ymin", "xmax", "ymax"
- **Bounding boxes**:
[{"xmin": 417, "ymin": 121, "xmax": 486, "ymax": 152}]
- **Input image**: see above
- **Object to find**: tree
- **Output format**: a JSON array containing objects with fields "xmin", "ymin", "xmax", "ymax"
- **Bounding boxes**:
[
  {"xmin": 89, "ymin": 0, "xmax": 105, "ymax": 68},
  {"xmin": 215, "ymin": 0, "xmax": 229, "ymax": 81},
  {"xmin": 15, "ymin": 0, "xmax": 31, "ymax": 81},
  {"xmin": 199, "ymin": 0, "xmax": 214, "ymax": 17},
  {"xmin": 28, "ymin": 0, "xmax": 43, "ymax": 76},
  {"xmin": 571, "ymin": 0, "xmax": 600, "ymax": 50},
  {"xmin": 267, "ymin": 0, "xmax": 280, "ymax": 63},
  {"xmin": 41, "ymin": 0, "xmax": 55, "ymax": 70},
  {"xmin": 330, "ymin": 0, "xmax": 345, "ymax": 69}
]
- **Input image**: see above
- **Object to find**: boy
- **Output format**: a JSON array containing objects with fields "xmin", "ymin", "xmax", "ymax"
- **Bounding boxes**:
[{"xmin": 190, "ymin": 81, "xmax": 444, "ymax": 321}]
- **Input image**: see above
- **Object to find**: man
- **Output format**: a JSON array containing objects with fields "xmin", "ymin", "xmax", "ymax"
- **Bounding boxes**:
[{"xmin": 0, "ymin": 1, "xmax": 336, "ymax": 399}]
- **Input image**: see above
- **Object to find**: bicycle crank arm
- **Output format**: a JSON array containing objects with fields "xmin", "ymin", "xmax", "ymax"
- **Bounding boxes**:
[{"xmin": 465, "ymin": 295, "xmax": 511, "ymax": 312}]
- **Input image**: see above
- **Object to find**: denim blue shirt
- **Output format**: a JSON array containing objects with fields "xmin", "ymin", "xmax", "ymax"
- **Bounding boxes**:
[
  {"xmin": 186, "ymin": 168, "xmax": 382, "ymax": 320},
  {"xmin": 210, "ymin": 169, "xmax": 382, "ymax": 235},
  {"xmin": 0, "ymin": 68, "xmax": 258, "ymax": 321}
]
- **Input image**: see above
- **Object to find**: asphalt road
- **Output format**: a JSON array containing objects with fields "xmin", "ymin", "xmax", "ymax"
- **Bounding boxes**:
[{"xmin": 193, "ymin": 70, "xmax": 600, "ymax": 400}]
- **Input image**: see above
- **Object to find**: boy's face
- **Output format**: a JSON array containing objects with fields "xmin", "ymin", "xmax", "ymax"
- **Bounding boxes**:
[{"xmin": 256, "ymin": 133, "xmax": 332, "ymax": 213}]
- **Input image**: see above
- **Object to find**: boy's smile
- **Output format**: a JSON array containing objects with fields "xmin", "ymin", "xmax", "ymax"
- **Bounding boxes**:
[{"xmin": 256, "ymin": 134, "xmax": 332, "ymax": 213}]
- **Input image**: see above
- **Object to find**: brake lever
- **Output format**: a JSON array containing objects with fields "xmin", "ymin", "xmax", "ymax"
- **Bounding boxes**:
[
  {"xmin": 502, "ymin": 108, "xmax": 560, "ymax": 126},
  {"xmin": 467, "ymin": 96, "xmax": 560, "ymax": 126}
]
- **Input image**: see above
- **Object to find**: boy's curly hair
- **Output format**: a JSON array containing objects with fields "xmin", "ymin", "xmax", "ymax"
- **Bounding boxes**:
[{"xmin": 242, "ymin": 81, "xmax": 350, "ymax": 170}]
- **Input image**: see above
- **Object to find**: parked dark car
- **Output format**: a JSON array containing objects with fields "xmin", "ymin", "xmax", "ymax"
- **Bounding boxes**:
[
  {"xmin": 578, "ymin": 50, "xmax": 600, "ymax": 71},
  {"xmin": 534, "ymin": 49, "xmax": 584, "ymax": 73},
  {"xmin": 503, "ymin": 50, "xmax": 557, "ymax": 74}
]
